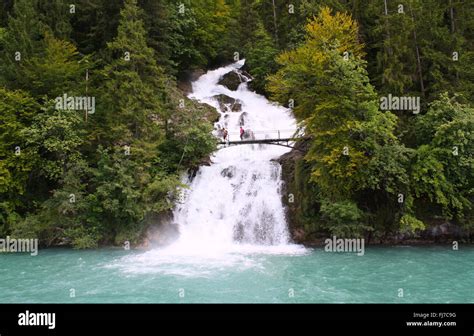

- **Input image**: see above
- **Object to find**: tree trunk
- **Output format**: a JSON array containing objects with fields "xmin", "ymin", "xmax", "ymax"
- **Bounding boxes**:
[
  {"xmin": 448, "ymin": 0, "xmax": 459, "ymax": 81},
  {"xmin": 409, "ymin": 4, "xmax": 425, "ymax": 97},
  {"xmin": 384, "ymin": 0, "xmax": 393, "ymax": 57},
  {"xmin": 271, "ymin": 0, "xmax": 278, "ymax": 46},
  {"xmin": 449, "ymin": 0, "xmax": 455, "ymax": 33}
]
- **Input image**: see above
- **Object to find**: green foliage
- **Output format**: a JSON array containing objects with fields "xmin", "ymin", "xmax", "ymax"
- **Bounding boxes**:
[
  {"xmin": 100, "ymin": 0, "xmax": 168, "ymax": 144},
  {"xmin": 0, "ymin": 1, "xmax": 87, "ymax": 97},
  {"xmin": 0, "ymin": 88, "xmax": 39, "ymax": 194},
  {"xmin": 23, "ymin": 32, "xmax": 87, "ymax": 97},
  {"xmin": 0, "ymin": 0, "xmax": 44, "ymax": 89},
  {"xmin": 138, "ymin": 0, "xmax": 176, "ymax": 73},
  {"xmin": 399, "ymin": 214, "xmax": 425, "ymax": 233},
  {"xmin": 167, "ymin": 0, "xmax": 236, "ymax": 73},
  {"xmin": 159, "ymin": 122, "xmax": 216, "ymax": 171},
  {"xmin": 0, "ymin": 87, "xmax": 40, "ymax": 234},
  {"xmin": 364, "ymin": 0, "xmax": 418, "ymax": 96},
  {"xmin": 244, "ymin": 22, "xmax": 278, "ymax": 94},
  {"xmin": 0, "ymin": 0, "xmax": 217, "ymax": 248},
  {"xmin": 65, "ymin": 227, "xmax": 100, "ymax": 249},
  {"xmin": 411, "ymin": 94, "xmax": 473, "ymax": 222},
  {"xmin": 267, "ymin": 6, "xmax": 474, "ymax": 238},
  {"xmin": 70, "ymin": 0, "xmax": 123, "ymax": 54},
  {"xmin": 268, "ymin": 8, "xmax": 402, "ymax": 202},
  {"xmin": 37, "ymin": 0, "xmax": 72, "ymax": 39},
  {"xmin": 21, "ymin": 104, "xmax": 85, "ymax": 181},
  {"xmin": 320, "ymin": 200, "xmax": 372, "ymax": 238}
]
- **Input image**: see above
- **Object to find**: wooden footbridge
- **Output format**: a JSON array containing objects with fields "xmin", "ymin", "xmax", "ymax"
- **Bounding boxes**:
[{"xmin": 218, "ymin": 129, "xmax": 302, "ymax": 149}]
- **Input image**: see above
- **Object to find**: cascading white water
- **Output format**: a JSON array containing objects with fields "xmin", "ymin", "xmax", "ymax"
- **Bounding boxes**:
[
  {"xmin": 172, "ymin": 60, "xmax": 298, "ymax": 251},
  {"xmin": 109, "ymin": 61, "xmax": 306, "ymax": 276}
]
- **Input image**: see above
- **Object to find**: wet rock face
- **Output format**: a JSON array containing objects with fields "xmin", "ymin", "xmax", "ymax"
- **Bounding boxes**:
[
  {"xmin": 177, "ymin": 69, "xmax": 206, "ymax": 95},
  {"xmin": 242, "ymin": 129, "xmax": 255, "ymax": 140},
  {"xmin": 215, "ymin": 94, "xmax": 243, "ymax": 113},
  {"xmin": 218, "ymin": 70, "xmax": 242, "ymax": 91},
  {"xmin": 232, "ymin": 102, "xmax": 242, "ymax": 112},
  {"xmin": 221, "ymin": 166, "xmax": 236, "ymax": 178},
  {"xmin": 238, "ymin": 112, "xmax": 248, "ymax": 126},
  {"xmin": 143, "ymin": 212, "xmax": 180, "ymax": 247},
  {"xmin": 215, "ymin": 94, "xmax": 235, "ymax": 106},
  {"xmin": 240, "ymin": 70, "xmax": 253, "ymax": 81},
  {"xmin": 420, "ymin": 222, "xmax": 469, "ymax": 241}
]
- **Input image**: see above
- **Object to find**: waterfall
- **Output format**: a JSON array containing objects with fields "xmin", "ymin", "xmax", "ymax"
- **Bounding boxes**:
[
  {"xmin": 110, "ymin": 61, "xmax": 305, "ymax": 276},
  {"xmin": 169, "ymin": 60, "xmax": 298, "ymax": 251}
]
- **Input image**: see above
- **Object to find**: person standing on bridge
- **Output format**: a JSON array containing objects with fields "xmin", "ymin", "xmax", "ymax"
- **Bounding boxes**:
[
  {"xmin": 223, "ymin": 128, "xmax": 228, "ymax": 141},
  {"xmin": 239, "ymin": 126, "xmax": 245, "ymax": 140}
]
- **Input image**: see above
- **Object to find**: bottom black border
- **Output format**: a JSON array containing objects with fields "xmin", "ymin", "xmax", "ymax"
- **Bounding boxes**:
[{"xmin": 0, "ymin": 304, "xmax": 472, "ymax": 334}]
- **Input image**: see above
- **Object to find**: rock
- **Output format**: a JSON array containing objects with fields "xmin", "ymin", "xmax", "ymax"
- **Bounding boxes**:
[
  {"xmin": 242, "ymin": 129, "xmax": 255, "ymax": 140},
  {"xmin": 420, "ymin": 221, "xmax": 469, "ymax": 242},
  {"xmin": 200, "ymin": 156, "xmax": 212, "ymax": 166},
  {"xmin": 177, "ymin": 69, "xmax": 205, "ymax": 95},
  {"xmin": 246, "ymin": 80, "xmax": 256, "ymax": 92},
  {"xmin": 292, "ymin": 228, "xmax": 307, "ymax": 242},
  {"xmin": 189, "ymin": 69, "xmax": 206, "ymax": 81},
  {"xmin": 201, "ymin": 102, "xmax": 220, "ymax": 123},
  {"xmin": 215, "ymin": 94, "xmax": 235, "ymax": 105},
  {"xmin": 240, "ymin": 70, "xmax": 254, "ymax": 81},
  {"xmin": 238, "ymin": 112, "xmax": 248, "ymax": 126},
  {"xmin": 215, "ymin": 94, "xmax": 235, "ymax": 111},
  {"xmin": 142, "ymin": 212, "xmax": 180, "ymax": 247},
  {"xmin": 233, "ymin": 222, "xmax": 245, "ymax": 242},
  {"xmin": 218, "ymin": 70, "xmax": 242, "ymax": 91},
  {"xmin": 188, "ymin": 156, "xmax": 212, "ymax": 181},
  {"xmin": 177, "ymin": 80, "xmax": 192, "ymax": 95},
  {"xmin": 221, "ymin": 166, "xmax": 236, "ymax": 178},
  {"xmin": 231, "ymin": 102, "xmax": 242, "ymax": 112},
  {"xmin": 277, "ymin": 139, "xmax": 315, "ymax": 245},
  {"xmin": 215, "ymin": 94, "xmax": 242, "ymax": 112}
]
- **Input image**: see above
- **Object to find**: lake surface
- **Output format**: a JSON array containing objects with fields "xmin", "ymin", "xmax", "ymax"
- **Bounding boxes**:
[{"xmin": 1, "ymin": 246, "xmax": 472, "ymax": 303}]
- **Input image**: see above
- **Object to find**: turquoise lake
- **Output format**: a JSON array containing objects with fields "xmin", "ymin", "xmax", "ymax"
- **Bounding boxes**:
[{"xmin": 1, "ymin": 246, "xmax": 473, "ymax": 303}]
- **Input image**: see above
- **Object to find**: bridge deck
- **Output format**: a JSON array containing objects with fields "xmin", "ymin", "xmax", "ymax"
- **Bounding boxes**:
[{"xmin": 218, "ymin": 138, "xmax": 296, "ymax": 145}]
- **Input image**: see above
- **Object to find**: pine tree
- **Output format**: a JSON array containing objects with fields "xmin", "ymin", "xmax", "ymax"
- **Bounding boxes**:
[
  {"xmin": 38, "ymin": 0, "xmax": 72, "ymax": 39},
  {"xmin": 70, "ymin": 0, "xmax": 122, "ymax": 54},
  {"xmin": 244, "ymin": 21, "xmax": 278, "ymax": 94},
  {"xmin": 138, "ymin": 0, "xmax": 176, "ymax": 73},
  {"xmin": 238, "ymin": 0, "xmax": 260, "ymax": 46},
  {"xmin": 0, "ymin": 0, "xmax": 14, "ymax": 27},
  {"xmin": 0, "ymin": 0, "xmax": 44, "ymax": 90},
  {"xmin": 364, "ymin": 0, "xmax": 418, "ymax": 97},
  {"xmin": 100, "ymin": 0, "xmax": 168, "ymax": 144},
  {"xmin": 23, "ymin": 32, "xmax": 87, "ymax": 97}
]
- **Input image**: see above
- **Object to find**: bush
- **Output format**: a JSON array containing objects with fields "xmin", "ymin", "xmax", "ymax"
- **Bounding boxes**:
[
  {"xmin": 320, "ymin": 200, "xmax": 373, "ymax": 238},
  {"xmin": 65, "ymin": 227, "xmax": 100, "ymax": 249},
  {"xmin": 399, "ymin": 214, "xmax": 425, "ymax": 233}
]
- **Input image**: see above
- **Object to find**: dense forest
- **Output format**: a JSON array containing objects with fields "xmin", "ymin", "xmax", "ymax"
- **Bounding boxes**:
[{"xmin": 0, "ymin": 0, "xmax": 472, "ymax": 248}]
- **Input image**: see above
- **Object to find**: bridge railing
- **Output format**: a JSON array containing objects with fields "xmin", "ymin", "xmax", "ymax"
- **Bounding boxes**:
[{"xmin": 217, "ymin": 129, "xmax": 297, "ymax": 142}]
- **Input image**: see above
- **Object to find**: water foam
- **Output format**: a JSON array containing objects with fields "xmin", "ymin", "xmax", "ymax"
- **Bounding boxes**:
[{"xmin": 109, "ymin": 60, "xmax": 306, "ymax": 275}]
